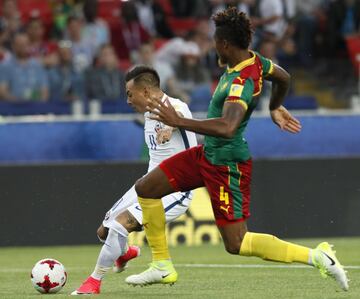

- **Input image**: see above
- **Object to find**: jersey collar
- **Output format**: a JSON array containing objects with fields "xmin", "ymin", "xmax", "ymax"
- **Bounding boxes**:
[
  {"xmin": 161, "ymin": 93, "xmax": 168, "ymax": 103},
  {"xmin": 144, "ymin": 93, "xmax": 168, "ymax": 117},
  {"xmin": 226, "ymin": 50, "xmax": 256, "ymax": 74}
]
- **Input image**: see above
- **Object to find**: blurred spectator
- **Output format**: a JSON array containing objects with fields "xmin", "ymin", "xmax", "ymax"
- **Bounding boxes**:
[
  {"xmin": 191, "ymin": 19, "xmax": 222, "ymax": 78},
  {"xmin": 1, "ymin": 0, "xmax": 22, "ymax": 48},
  {"xmin": 295, "ymin": 0, "xmax": 324, "ymax": 65},
  {"xmin": 155, "ymin": 32, "xmax": 201, "ymax": 67},
  {"xmin": 134, "ymin": 0, "xmax": 174, "ymax": 38},
  {"xmin": 255, "ymin": 0, "xmax": 288, "ymax": 41},
  {"xmin": 66, "ymin": 16, "xmax": 93, "ymax": 72},
  {"xmin": 82, "ymin": 0, "xmax": 110, "ymax": 54},
  {"xmin": 0, "ymin": 19, "xmax": 11, "ymax": 63},
  {"xmin": 51, "ymin": 0, "xmax": 82, "ymax": 39},
  {"xmin": 136, "ymin": 42, "xmax": 188, "ymax": 101},
  {"xmin": 26, "ymin": 18, "xmax": 58, "ymax": 67},
  {"xmin": 85, "ymin": 44, "xmax": 125, "ymax": 101},
  {"xmin": 114, "ymin": 0, "xmax": 150, "ymax": 60},
  {"xmin": 174, "ymin": 43, "xmax": 211, "ymax": 97},
  {"xmin": 326, "ymin": 0, "xmax": 360, "ymax": 56},
  {"xmin": 0, "ymin": 33, "xmax": 49, "ymax": 102},
  {"xmin": 170, "ymin": 0, "xmax": 193, "ymax": 17},
  {"xmin": 47, "ymin": 40, "xmax": 84, "ymax": 102}
]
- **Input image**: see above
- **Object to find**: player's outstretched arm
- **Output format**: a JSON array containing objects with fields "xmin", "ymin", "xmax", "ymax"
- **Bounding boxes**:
[
  {"xmin": 266, "ymin": 64, "xmax": 302, "ymax": 134},
  {"xmin": 147, "ymin": 98, "xmax": 246, "ymax": 139}
]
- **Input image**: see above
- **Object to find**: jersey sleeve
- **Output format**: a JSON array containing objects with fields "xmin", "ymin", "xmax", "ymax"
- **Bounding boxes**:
[
  {"xmin": 225, "ymin": 77, "xmax": 255, "ymax": 111},
  {"xmin": 257, "ymin": 53, "xmax": 274, "ymax": 77}
]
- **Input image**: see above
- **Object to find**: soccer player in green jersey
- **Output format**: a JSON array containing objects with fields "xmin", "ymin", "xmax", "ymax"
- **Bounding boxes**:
[{"xmin": 125, "ymin": 7, "xmax": 349, "ymax": 291}]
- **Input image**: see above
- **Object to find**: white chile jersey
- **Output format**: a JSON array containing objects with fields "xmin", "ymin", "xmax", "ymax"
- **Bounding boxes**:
[{"xmin": 144, "ymin": 94, "xmax": 197, "ymax": 171}]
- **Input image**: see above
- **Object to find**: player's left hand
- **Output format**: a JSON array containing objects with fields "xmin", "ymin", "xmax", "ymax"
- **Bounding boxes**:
[
  {"xmin": 270, "ymin": 105, "xmax": 302, "ymax": 134},
  {"xmin": 147, "ymin": 96, "xmax": 180, "ymax": 127}
]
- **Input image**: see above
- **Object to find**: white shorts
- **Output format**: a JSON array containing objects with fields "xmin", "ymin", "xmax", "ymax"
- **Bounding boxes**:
[{"xmin": 102, "ymin": 185, "xmax": 192, "ymax": 232}]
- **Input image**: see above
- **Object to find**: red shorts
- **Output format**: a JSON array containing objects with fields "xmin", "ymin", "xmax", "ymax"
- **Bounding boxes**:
[{"xmin": 159, "ymin": 145, "xmax": 252, "ymax": 226}]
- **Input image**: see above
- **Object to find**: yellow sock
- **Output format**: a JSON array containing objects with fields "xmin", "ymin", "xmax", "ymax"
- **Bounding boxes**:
[
  {"xmin": 239, "ymin": 232, "xmax": 310, "ymax": 264},
  {"xmin": 138, "ymin": 197, "xmax": 170, "ymax": 261}
]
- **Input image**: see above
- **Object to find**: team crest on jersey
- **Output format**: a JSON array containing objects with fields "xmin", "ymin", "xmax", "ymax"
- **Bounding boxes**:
[{"xmin": 154, "ymin": 122, "xmax": 164, "ymax": 133}]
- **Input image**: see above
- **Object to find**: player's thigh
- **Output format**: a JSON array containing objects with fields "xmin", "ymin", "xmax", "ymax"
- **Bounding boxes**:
[
  {"xmin": 202, "ymin": 160, "xmax": 252, "ymax": 226},
  {"xmin": 162, "ymin": 191, "xmax": 192, "ymax": 223},
  {"xmin": 135, "ymin": 166, "xmax": 175, "ymax": 198},
  {"xmin": 135, "ymin": 146, "xmax": 204, "ymax": 198},
  {"xmin": 102, "ymin": 185, "xmax": 138, "ymax": 230}
]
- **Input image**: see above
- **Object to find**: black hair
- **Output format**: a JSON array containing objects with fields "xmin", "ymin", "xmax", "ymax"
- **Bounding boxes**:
[
  {"xmin": 212, "ymin": 7, "xmax": 252, "ymax": 49},
  {"xmin": 125, "ymin": 65, "xmax": 160, "ymax": 88}
]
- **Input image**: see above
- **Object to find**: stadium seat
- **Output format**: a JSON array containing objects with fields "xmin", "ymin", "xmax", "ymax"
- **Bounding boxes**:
[
  {"xmin": 17, "ymin": 0, "xmax": 52, "ymax": 25},
  {"xmin": 156, "ymin": 0, "xmax": 173, "ymax": 16},
  {"xmin": 345, "ymin": 35, "xmax": 360, "ymax": 77},
  {"xmin": 283, "ymin": 95, "xmax": 318, "ymax": 110},
  {"xmin": 97, "ymin": 0, "xmax": 121, "ymax": 25},
  {"xmin": 167, "ymin": 17, "xmax": 198, "ymax": 36}
]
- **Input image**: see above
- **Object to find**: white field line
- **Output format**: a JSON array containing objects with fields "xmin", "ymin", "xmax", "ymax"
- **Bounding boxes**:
[{"xmin": 1, "ymin": 264, "xmax": 360, "ymax": 273}]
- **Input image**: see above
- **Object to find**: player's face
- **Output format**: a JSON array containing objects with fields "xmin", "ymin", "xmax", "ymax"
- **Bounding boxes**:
[
  {"xmin": 214, "ymin": 31, "xmax": 228, "ymax": 65},
  {"xmin": 126, "ymin": 80, "xmax": 148, "ymax": 113}
]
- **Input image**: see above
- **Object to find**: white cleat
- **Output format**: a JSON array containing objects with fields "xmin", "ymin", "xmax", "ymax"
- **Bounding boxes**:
[
  {"xmin": 312, "ymin": 242, "xmax": 349, "ymax": 291},
  {"xmin": 125, "ymin": 261, "xmax": 178, "ymax": 286}
]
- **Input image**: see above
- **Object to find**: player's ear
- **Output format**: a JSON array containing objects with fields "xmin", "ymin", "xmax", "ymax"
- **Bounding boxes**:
[{"xmin": 143, "ymin": 86, "xmax": 150, "ymax": 98}]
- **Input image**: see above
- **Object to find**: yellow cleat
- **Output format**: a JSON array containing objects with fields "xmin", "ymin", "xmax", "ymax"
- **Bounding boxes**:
[
  {"xmin": 125, "ymin": 260, "xmax": 178, "ymax": 286},
  {"xmin": 312, "ymin": 242, "xmax": 349, "ymax": 291}
]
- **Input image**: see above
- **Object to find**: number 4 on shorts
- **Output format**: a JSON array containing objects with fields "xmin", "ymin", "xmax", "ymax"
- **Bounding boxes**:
[{"xmin": 219, "ymin": 186, "xmax": 229, "ymax": 205}]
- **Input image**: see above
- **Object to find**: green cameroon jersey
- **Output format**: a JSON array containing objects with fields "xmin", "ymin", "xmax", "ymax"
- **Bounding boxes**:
[{"xmin": 204, "ymin": 51, "xmax": 274, "ymax": 165}]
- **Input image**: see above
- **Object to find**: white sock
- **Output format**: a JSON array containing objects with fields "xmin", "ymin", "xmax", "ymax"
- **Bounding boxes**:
[{"xmin": 91, "ymin": 226, "xmax": 128, "ymax": 281}]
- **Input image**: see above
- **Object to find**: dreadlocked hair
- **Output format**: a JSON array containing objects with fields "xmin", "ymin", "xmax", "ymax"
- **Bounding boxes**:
[{"xmin": 212, "ymin": 7, "xmax": 253, "ymax": 49}]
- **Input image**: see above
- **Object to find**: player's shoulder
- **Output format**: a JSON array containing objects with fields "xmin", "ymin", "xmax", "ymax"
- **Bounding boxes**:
[
  {"xmin": 166, "ymin": 95, "xmax": 192, "ymax": 118},
  {"xmin": 166, "ymin": 96, "xmax": 189, "ymax": 110},
  {"xmin": 230, "ymin": 51, "xmax": 272, "ymax": 84}
]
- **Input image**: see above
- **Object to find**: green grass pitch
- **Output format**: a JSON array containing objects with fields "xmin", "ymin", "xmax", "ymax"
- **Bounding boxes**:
[{"xmin": 1, "ymin": 238, "xmax": 359, "ymax": 299}]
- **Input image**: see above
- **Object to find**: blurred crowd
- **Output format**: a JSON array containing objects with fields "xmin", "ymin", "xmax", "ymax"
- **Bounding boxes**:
[{"xmin": 0, "ymin": 0, "xmax": 359, "ymax": 107}]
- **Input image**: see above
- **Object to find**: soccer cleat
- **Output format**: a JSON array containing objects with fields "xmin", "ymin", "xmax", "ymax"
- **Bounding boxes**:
[
  {"xmin": 71, "ymin": 276, "xmax": 101, "ymax": 295},
  {"xmin": 113, "ymin": 245, "xmax": 141, "ymax": 273},
  {"xmin": 312, "ymin": 242, "xmax": 349, "ymax": 291},
  {"xmin": 125, "ymin": 260, "xmax": 178, "ymax": 286}
]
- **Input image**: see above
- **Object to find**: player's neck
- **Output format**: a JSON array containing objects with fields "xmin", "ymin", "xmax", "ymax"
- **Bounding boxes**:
[
  {"xmin": 152, "ymin": 89, "xmax": 165, "ymax": 101},
  {"xmin": 227, "ymin": 49, "xmax": 251, "ymax": 68}
]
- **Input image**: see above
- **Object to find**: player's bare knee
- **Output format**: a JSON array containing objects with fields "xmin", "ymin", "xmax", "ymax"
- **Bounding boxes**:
[
  {"xmin": 97, "ymin": 225, "xmax": 108, "ymax": 241},
  {"xmin": 134, "ymin": 177, "xmax": 147, "ymax": 197},
  {"xmin": 224, "ymin": 240, "xmax": 241, "ymax": 255},
  {"xmin": 115, "ymin": 211, "xmax": 142, "ymax": 233}
]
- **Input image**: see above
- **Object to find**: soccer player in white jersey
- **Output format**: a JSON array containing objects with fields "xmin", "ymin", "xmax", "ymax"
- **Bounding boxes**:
[{"xmin": 71, "ymin": 65, "xmax": 197, "ymax": 295}]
